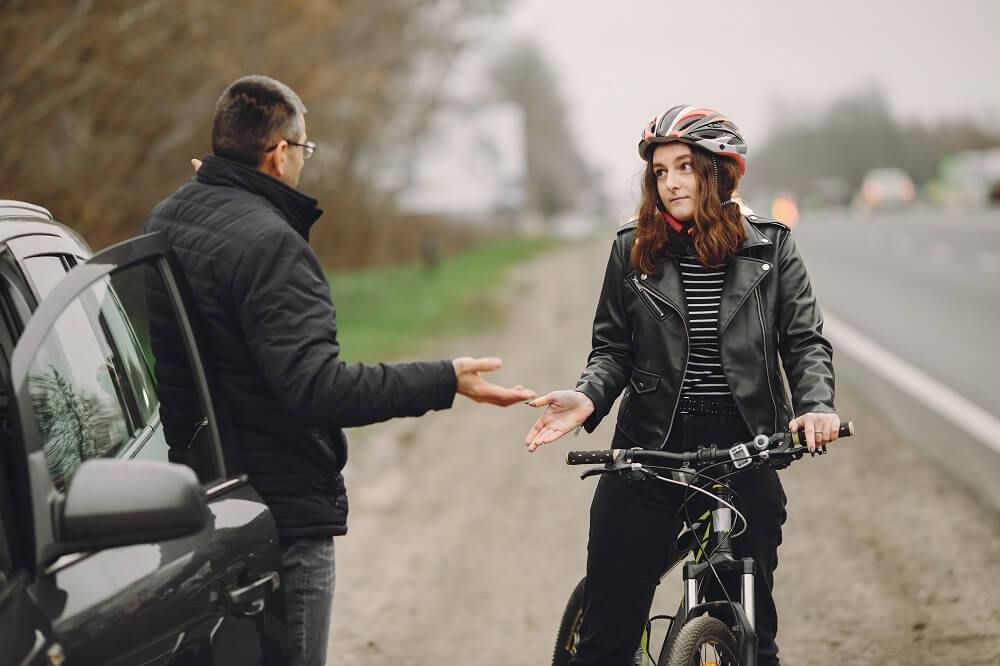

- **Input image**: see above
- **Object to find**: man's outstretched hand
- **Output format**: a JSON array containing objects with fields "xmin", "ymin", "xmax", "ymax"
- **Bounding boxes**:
[{"xmin": 453, "ymin": 357, "xmax": 535, "ymax": 407}]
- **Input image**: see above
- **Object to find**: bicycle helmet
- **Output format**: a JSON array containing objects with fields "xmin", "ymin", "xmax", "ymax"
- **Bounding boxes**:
[{"xmin": 638, "ymin": 105, "xmax": 747, "ymax": 175}]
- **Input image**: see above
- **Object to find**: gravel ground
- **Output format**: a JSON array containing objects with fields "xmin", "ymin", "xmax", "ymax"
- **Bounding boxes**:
[{"xmin": 328, "ymin": 235, "xmax": 1000, "ymax": 665}]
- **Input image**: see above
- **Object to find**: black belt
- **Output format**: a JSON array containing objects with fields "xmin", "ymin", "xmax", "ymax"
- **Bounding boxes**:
[{"xmin": 678, "ymin": 395, "xmax": 741, "ymax": 416}]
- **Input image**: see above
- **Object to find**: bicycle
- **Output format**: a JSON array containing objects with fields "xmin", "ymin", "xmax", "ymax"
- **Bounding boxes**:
[{"xmin": 552, "ymin": 421, "xmax": 855, "ymax": 666}]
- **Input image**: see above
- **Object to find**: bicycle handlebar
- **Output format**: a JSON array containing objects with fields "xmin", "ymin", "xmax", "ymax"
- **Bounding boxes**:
[{"xmin": 566, "ymin": 421, "xmax": 855, "ymax": 469}]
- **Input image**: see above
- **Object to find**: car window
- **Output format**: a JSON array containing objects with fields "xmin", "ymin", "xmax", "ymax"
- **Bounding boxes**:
[
  {"xmin": 0, "ymin": 251, "xmax": 33, "ymax": 328},
  {"xmin": 21, "ymin": 255, "xmax": 70, "ymax": 301},
  {"xmin": 23, "ymin": 262, "xmax": 214, "ymax": 490}
]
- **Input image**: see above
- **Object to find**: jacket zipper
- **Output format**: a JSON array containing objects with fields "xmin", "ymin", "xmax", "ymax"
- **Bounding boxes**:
[
  {"xmin": 626, "ymin": 273, "xmax": 688, "ymax": 448},
  {"xmin": 755, "ymin": 287, "xmax": 779, "ymax": 429},
  {"xmin": 629, "ymin": 274, "xmax": 668, "ymax": 319}
]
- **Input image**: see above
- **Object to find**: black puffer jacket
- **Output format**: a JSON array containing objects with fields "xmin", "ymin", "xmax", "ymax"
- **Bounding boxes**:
[
  {"xmin": 145, "ymin": 156, "xmax": 457, "ymax": 537},
  {"xmin": 576, "ymin": 215, "xmax": 835, "ymax": 449}
]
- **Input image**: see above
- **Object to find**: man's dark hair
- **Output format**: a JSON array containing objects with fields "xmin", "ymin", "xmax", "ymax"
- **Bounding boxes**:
[{"xmin": 212, "ymin": 75, "xmax": 307, "ymax": 167}]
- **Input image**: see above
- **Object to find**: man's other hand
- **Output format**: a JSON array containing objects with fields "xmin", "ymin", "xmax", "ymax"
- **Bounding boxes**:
[
  {"xmin": 452, "ymin": 357, "xmax": 535, "ymax": 407},
  {"xmin": 192, "ymin": 158, "xmax": 203, "ymax": 172}
]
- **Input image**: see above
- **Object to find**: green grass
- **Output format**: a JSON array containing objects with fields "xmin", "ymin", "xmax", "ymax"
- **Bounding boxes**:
[{"xmin": 327, "ymin": 235, "xmax": 558, "ymax": 362}]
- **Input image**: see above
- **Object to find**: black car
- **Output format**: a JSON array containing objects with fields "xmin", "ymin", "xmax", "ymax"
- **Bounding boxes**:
[{"xmin": 0, "ymin": 201, "xmax": 286, "ymax": 664}]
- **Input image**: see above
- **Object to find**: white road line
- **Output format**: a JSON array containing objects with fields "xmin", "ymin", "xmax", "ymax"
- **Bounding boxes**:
[{"xmin": 824, "ymin": 312, "xmax": 1000, "ymax": 454}]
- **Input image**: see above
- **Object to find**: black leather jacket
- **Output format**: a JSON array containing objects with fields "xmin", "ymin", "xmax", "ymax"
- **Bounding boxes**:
[{"xmin": 576, "ymin": 214, "xmax": 835, "ymax": 449}]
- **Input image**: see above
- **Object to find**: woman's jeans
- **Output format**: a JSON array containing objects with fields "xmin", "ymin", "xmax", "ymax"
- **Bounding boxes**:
[
  {"xmin": 569, "ymin": 413, "xmax": 788, "ymax": 666},
  {"xmin": 281, "ymin": 537, "xmax": 336, "ymax": 666}
]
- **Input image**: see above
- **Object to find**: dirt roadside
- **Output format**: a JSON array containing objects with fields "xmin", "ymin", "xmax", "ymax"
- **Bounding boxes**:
[{"xmin": 328, "ymin": 236, "xmax": 1000, "ymax": 665}]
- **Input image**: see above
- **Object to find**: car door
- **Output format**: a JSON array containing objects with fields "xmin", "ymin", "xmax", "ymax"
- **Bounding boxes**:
[{"xmin": 3, "ymin": 233, "xmax": 286, "ymax": 665}]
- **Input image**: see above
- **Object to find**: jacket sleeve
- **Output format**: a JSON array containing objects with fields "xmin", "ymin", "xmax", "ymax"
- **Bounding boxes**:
[
  {"xmin": 576, "ymin": 238, "xmax": 634, "ymax": 432},
  {"xmin": 775, "ymin": 229, "xmax": 836, "ymax": 415},
  {"xmin": 231, "ymin": 223, "xmax": 456, "ymax": 428}
]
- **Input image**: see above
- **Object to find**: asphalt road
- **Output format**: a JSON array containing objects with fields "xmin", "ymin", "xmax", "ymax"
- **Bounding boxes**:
[{"xmin": 791, "ymin": 207, "xmax": 1000, "ymax": 417}]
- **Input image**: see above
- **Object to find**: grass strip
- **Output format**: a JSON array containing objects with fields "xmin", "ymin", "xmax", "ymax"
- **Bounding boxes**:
[{"xmin": 327, "ymin": 235, "xmax": 557, "ymax": 362}]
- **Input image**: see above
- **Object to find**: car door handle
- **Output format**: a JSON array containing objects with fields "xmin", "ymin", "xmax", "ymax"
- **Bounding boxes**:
[{"xmin": 226, "ymin": 571, "xmax": 280, "ymax": 616}]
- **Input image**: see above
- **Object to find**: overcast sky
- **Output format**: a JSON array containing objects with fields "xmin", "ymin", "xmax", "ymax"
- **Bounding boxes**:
[{"xmin": 468, "ymin": 0, "xmax": 999, "ymax": 213}]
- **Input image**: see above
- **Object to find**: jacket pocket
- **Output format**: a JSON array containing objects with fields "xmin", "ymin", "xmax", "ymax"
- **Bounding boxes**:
[
  {"xmin": 617, "ymin": 368, "xmax": 667, "ymax": 447},
  {"xmin": 629, "ymin": 368, "xmax": 660, "ymax": 394}
]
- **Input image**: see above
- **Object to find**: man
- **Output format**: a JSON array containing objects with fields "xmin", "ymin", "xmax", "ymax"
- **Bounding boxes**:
[{"xmin": 145, "ymin": 75, "xmax": 535, "ymax": 666}]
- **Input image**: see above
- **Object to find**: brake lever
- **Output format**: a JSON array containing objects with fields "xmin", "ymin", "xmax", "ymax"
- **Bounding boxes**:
[
  {"xmin": 580, "ymin": 467, "xmax": 610, "ymax": 480},
  {"xmin": 580, "ymin": 460, "xmax": 649, "ymax": 481}
]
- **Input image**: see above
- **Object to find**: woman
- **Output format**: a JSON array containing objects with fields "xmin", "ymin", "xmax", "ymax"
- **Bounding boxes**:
[{"xmin": 524, "ymin": 105, "xmax": 840, "ymax": 666}]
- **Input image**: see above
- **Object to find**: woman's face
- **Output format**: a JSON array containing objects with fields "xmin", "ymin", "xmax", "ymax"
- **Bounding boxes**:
[{"xmin": 653, "ymin": 142, "xmax": 698, "ymax": 223}]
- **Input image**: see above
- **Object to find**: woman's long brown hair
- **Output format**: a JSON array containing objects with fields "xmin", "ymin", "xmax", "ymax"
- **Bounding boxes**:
[{"xmin": 631, "ymin": 145, "xmax": 745, "ymax": 273}]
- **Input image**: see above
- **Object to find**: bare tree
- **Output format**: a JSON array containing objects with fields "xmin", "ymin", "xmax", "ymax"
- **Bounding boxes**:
[
  {"xmin": 0, "ymin": 0, "xmax": 508, "ymax": 265},
  {"xmin": 489, "ymin": 40, "xmax": 595, "ymax": 219}
]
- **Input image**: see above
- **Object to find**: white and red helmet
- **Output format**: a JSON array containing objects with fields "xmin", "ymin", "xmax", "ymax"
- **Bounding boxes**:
[{"xmin": 638, "ymin": 105, "xmax": 747, "ymax": 175}]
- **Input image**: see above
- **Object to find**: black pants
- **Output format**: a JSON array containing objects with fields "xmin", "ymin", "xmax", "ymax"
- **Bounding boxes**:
[{"xmin": 570, "ymin": 413, "xmax": 787, "ymax": 666}]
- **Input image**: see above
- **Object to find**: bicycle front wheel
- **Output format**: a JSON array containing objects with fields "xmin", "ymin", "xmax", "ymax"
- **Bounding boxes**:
[
  {"xmin": 552, "ymin": 578, "xmax": 586, "ymax": 665},
  {"xmin": 664, "ymin": 616, "xmax": 739, "ymax": 666}
]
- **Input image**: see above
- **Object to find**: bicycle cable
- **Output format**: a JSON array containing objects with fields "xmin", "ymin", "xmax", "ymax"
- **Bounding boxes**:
[
  {"xmin": 680, "ymin": 462, "xmax": 743, "ymax": 619},
  {"xmin": 670, "ymin": 448, "xmax": 796, "ymax": 634},
  {"xmin": 639, "ymin": 463, "xmax": 744, "ymax": 626},
  {"xmin": 650, "ymin": 453, "xmax": 777, "ymax": 630}
]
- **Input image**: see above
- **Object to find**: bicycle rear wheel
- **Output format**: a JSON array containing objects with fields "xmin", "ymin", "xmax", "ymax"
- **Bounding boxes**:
[
  {"xmin": 664, "ymin": 616, "xmax": 739, "ymax": 666},
  {"xmin": 552, "ymin": 578, "xmax": 586, "ymax": 665}
]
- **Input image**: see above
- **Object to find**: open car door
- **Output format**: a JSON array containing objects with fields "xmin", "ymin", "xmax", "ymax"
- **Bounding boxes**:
[{"xmin": 3, "ymin": 233, "xmax": 285, "ymax": 665}]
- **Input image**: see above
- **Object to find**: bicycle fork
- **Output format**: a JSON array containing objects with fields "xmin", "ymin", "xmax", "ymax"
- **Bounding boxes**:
[{"xmin": 679, "ymin": 503, "xmax": 759, "ymax": 666}]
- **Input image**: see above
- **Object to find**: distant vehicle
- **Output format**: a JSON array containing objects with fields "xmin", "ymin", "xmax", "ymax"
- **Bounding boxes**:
[
  {"xmin": 769, "ymin": 191, "xmax": 800, "ymax": 228},
  {"xmin": 940, "ymin": 148, "xmax": 1000, "ymax": 208},
  {"xmin": 0, "ymin": 201, "xmax": 285, "ymax": 664},
  {"xmin": 852, "ymin": 167, "xmax": 917, "ymax": 215}
]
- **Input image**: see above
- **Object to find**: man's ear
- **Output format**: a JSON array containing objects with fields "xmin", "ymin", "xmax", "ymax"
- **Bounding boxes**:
[{"xmin": 259, "ymin": 141, "xmax": 286, "ymax": 179}]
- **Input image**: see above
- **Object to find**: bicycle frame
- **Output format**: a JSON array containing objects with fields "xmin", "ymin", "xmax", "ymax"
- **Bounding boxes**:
[
  {"xmin": 648, "ymin": 477, "xmax": 757, "ymax": 666},
  {"xmin": 659, "ymin": 484, "xmax": 757, "ymax": 666}
]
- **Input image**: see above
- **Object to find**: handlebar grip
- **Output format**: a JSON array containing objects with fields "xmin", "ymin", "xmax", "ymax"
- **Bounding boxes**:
[
  {"xmin": 566, "ymin": 450, "xmax": 616, "ymax": 465},
  {"xmin": 790, "ymin": 420, "xmax": 855, "ymax": 446}
]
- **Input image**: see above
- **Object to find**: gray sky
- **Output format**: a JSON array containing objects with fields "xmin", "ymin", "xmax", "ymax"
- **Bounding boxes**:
[{"xmin": 477, "ymin": 0, "xmax": 999, "ymax": 213}]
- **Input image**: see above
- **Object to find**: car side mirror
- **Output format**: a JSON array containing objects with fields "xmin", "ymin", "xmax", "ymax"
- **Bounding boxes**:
[{"xmin": 47, "ymin": 459, "xmax": 207, "ymax": 562}]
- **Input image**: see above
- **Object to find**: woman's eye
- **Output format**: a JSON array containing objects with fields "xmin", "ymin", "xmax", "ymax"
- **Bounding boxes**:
[
  {"xmin": 679, "ymin": 162, "xmax": 693, "ymax": 172},
  {"xmin": 654, "ymin": 169, "xmax": 667, "ymax": 178}
]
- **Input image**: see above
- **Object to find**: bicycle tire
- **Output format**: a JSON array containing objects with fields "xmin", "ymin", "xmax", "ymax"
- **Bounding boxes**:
[
  {"xmin": 664, "ymin": 616, "xmax": 739, "ymax": 666},
  {"xmin": 552, "ymin": 577, "xmax": 586, "ymax": 666}
]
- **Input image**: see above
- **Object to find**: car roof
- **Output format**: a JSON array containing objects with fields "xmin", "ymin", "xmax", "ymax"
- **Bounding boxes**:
[
  {"xmin": 0, "ymin": 200, "xmax": 53, "ymax": 220},
  {"xmin": 0, "ymin": 200, "xmax": 92, "ymax": 252}
]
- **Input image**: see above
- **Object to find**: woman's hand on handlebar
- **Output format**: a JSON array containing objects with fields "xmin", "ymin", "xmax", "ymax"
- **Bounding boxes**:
[
  {"xmin": 524, "ymin": 390, "xmax": 595, "ymax": 453},
  {"xmin": 788, "ymin": 412, "xmax": 842, "ymax": 451}
]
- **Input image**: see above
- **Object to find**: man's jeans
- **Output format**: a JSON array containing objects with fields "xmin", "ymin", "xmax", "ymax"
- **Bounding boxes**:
[{"xmin": 281, "ymin": 537, "xmax": 336, "ymax": 666}]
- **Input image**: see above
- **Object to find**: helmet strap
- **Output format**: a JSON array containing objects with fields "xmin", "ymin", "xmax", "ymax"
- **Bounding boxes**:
[{"xmin": 712, "ymin": 155, "xmax": 721, "ymax": 201}]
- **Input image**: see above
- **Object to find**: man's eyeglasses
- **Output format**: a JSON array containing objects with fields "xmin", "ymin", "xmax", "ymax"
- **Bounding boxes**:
[{"xmin": 265, "ymin": 139, "xmax": 316, "ymax": 160}]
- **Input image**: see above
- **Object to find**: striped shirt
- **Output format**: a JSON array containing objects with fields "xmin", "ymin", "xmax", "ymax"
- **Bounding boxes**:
[{"xmin": 679, "ymin": 258, "xmax": 731, "ymax": 398}]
